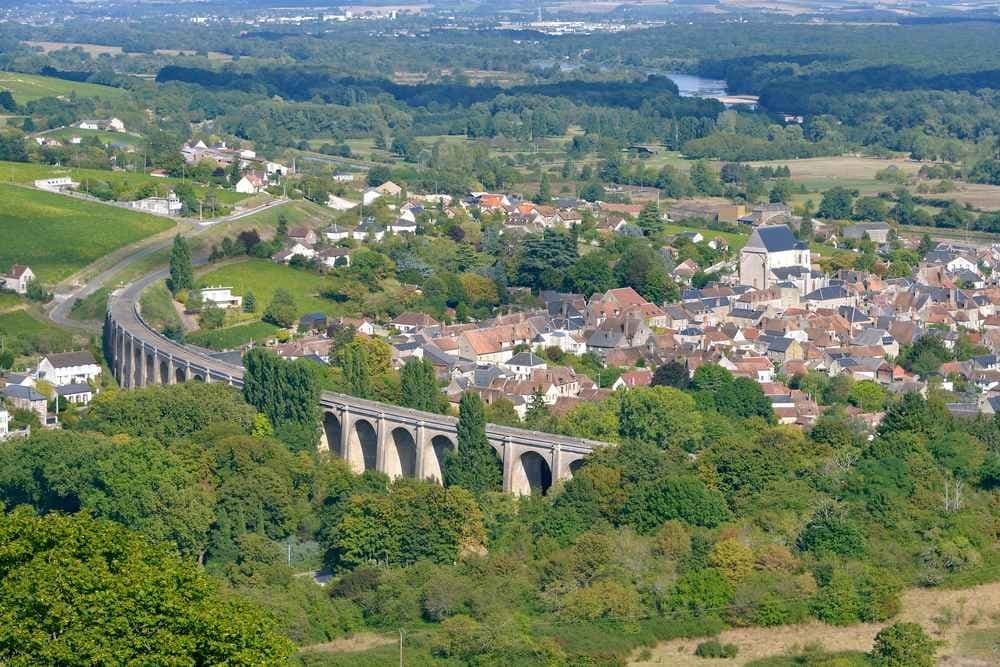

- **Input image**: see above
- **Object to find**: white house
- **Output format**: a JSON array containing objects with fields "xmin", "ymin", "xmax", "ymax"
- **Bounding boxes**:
[
  {"xmin": 37, "ymin": 350, "xmax": 101, "ymax": 387},
  {"xmin": 324, "ymin": 224, "xmax": 351, "ymax": 242},
  {"xmin": 34, "ymin": 177, "xmax": 78, "ymax": 193},
  {"xmin": 351, "ymin": 220, "xmax": 385, "ymax": 242},
  {"xmin": 56, "ymin": 383, "xmax": 94, "ymax": 405},
  {"xmin": 265, "ymin": 162, "xmax": 288, "ymax": 177},
  {"xmin": 235, "ymin": 173, "xmax": 267, "ymax": 194},
  {"xmin": 327, "ymin": 195, "xmax": 358, "ymax": 211},
  {"xmin": 1, "ymin": 265, "xmax": 35, "ymax": 295},
  {"xmin": 199, "ymin": 286, "xmax": 243, "ymax": 309},
  {"xmin": 388, "ymin": 218, "xmax": 418, "ymax": 234},
  {"xmin": 362, "ymin": 189, "xmax": 382, "ymax": 206},
  {"xmin": 739, "ymin": 224, "xmax": 813, "ymax": 293},
  {"xmin": 130, "ymin": 192, "xmax": 183, "ymax": 216},
  {"xmin": 333, "ymin": 173, "xmax": 356, "ymax": 183},
  {"xmin": 502, "ymin": 351, "xmax": 547, "ymax": 380}
]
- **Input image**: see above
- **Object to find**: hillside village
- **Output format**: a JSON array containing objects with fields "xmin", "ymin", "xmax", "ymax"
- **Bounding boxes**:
[{"xmin": 223, "ymin": 179, "xmax": 1000, "ymax": 431}]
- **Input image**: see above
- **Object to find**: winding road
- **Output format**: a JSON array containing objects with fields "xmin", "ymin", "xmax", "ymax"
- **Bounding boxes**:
[{"xmin": 47, "ymin": 198, "xmax": 289, "ymax": 330}]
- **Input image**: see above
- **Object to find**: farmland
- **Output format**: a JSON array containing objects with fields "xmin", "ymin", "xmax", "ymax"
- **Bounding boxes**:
[
  {"xmin": 0, "ymin": 183, "xmax": 174, "ymax": 284},
  {"xmin": 44, "ymin": 127, "xmax": 142, "ymax": 148},
  {"xmin": 0, "ymin": 71, "xmax": 126, "ymax": 104}
]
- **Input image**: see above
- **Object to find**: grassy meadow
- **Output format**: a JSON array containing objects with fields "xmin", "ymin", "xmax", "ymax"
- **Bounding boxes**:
[
  {"xmin": 0, "ymin": 310, "xmax": 81, "ymax": 357},
  {"xmin": 0, "ymin": 71, "xmax": 126, "ymax": 104},
  {"xmin": 194, "ymin": 259, "xmax": 333, "ymax": 320},
  {"xmin": 186, "ymin": 320, "xmax": 281, "ymax": 350},
  {"xmin": 0, "ymin": 183, "xmax": 174, "ymax": 283}
]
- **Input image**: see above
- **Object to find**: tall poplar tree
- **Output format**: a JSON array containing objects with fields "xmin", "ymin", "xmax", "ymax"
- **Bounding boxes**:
[
  {"xmin": 168, "ymin": 235, "xmax": 193, "ymax": 294},
  {"xmin": 443, "ymin": 392, "xmax": 502, "ymax": 497},
  {"xmin": 400, "ymin": 357, "xmax": 444, "ymax": 413}
]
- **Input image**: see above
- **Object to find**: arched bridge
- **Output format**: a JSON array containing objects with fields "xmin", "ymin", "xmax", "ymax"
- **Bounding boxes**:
[{"xmin": 104, "ymin": 276, "xmax": 605, "ymax": 495}]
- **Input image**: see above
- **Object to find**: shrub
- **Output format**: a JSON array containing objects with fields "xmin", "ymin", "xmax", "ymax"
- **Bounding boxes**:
[{"xmin": 694, "ymin": 639, "xmax": 738, "ymax": 659}]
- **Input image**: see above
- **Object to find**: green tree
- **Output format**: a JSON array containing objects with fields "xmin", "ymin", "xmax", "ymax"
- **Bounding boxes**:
[
  {"xmin": 443, "ymin": 393, "xmax": 502, "ymax": 497},
  {"xmin": 817, "ymin": 187, "xmax": 857, "ymax": 219},
  {"xmin": 340, "ymin": 341, "xmax": 374, "ymax": 400},
  {"xmin": 537, "ymin": 172, "xmax": 552, "ymax": 203},
  {"xmin": 870, "ymin": 622, "xmax": 936, "ymax": 667},
  {"xmin": 400, "ymin": 357, "xmax": 445, "ymax": 413},
  {"xmin": 623, "ymin": 475, "xmax": 731, "ymax": 532},
  {"xmin": 242, "ymin": 348, "xmax": 319, "ymax": 451},
  {"xmin": 0, "ymin": 431, "xmax": 213, "ymax": 559},
  {"xmin": 690, "ymin": 160, "xmax": 721, "ymax": 195},
  {"xmin": 0, "ymin": 508, "xmax": 292, "ymax": 664},
  {"xmin": 276, "ymin": 213, "xmax": 289, "ymax": 240},
  {"xmin": 651, "ymin": 360, "xmax": 690, "ymax": 390},
  {"xmin": 327, "ymin": 479, "xmax": 484, "ymax": 570},
  {"xmin": 618, "ymin": 386, "xmax": 703, "ymax": 451},
  {"xmin": 263, "ymin": 289, "xmax": 297, "ymax": 328},
  {"xmin": 849, "ymin": 380, "xmax": 887, "ymax": 412},
  {"xmin": 167, "ymin": 234, "xmax": 193, "ymax": 294},
  {"xmin": 567, "ymin": 252, "xmax": 614, "ymax": 297},
  {"xmin": 243, "ymin": 290, "xmax": 257, "ymax": 313},
  {"xmin": 636, "ymin": 201, "xmax": 663, "ymax": 235}
]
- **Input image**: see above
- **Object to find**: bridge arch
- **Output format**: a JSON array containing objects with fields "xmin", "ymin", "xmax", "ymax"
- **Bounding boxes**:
[
  {"xmin": 385, "ymin": 427, "xmax": 417, "ymax": 479},
  {"xmin": 348, "ymin": 419, "xmax": 378, "ymax": 473},
  {"xmin": 424, "ymin": 434, "xmax": 455, "ymax": 483},
  {"xmin": 511, "ymin": 450, "xmax": 553, "ymax": 497},
  {"xmin": 132, "ymin": 345, "xmax": 143, "ymax": 388},
  {"xmin": 159, "ymin": 359, "xmax": 170, "ymax": 385},
  {"xmin": 145, "ymin": 351, "xmax": 156, "ymax": 386},
  {"xmin": 321, "ymin": 412, "xmax": 343, "ymax": 457},
  {"xmin": 175, "ymin": 366, "xmax": 187, "ymax": 383},
  {"xmin": 569, "ymin": 458, "xmax": 586, "ymax": 476}
]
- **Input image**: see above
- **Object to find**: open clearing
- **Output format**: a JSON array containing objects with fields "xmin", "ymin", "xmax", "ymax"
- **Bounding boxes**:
[
  {"xmin": 0, "ymin": 71, "xmax": 126, "ymax": 103},
  {"xmin": 631, "ymin": 580, "xmax": 1000, "ymax": 666},
  {"xmin": 24, "ymin": 41, "xmax": 124, "ymax": 56},
  {"xmin": 0, "ymin": 183, "xmax": 174, "ymax": 283},
  {"xmin": 194, "ymin": 258, "xmax": 335, "ymax": 320},
  {"xmin": 747, "ymin": 156, "xmax": 921, "ymax": 182},
  {"xmin": 928, "ymin": 183, "xmax": 1000, "ymax": 212}
]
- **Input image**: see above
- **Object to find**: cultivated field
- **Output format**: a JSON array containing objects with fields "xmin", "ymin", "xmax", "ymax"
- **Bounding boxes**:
[
  {"xmin": 0, "ymin": 71, "xmax": 126, "ymax": 103},
  {"xmin": 631, "ymin": 580, "xmax": 1000, "ymax": 666},
  {"xmin": 929, "ymin": 182, "xmax": 1000, "ymax": 212},
  {"xmin": 0, "ymin": 183, "xmax": 174, "ymax": 283},
  {"xmin": 24, "ymin": 41, "xmax": 124, "ymax": 56}
]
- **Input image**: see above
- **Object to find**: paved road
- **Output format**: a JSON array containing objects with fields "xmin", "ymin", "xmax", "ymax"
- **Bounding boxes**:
[{"xmin": 48, "ymin": 198, "xmax": 289, "ymax": 331}]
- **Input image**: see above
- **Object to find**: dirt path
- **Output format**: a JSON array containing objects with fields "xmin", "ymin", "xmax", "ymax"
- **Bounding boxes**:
[
  {"xmin": 298, "ymin": 632, "xmax": 395, "ymax": 655},
  {"xmin": 631, "ymin": 581, "xmax": 1000, "ymax": 666}
]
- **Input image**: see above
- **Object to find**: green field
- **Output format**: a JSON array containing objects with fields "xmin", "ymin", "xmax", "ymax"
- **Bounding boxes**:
[
  {"xmin": 195, "ymin": 259, "xmax": 334, "ymax": 321},
  {"xmin": 186, "ymin": 320, "xmax": 281, "ymax": 350},
  {"xmin": 0, "ymin": 292, "xmax": 24, "ymax": 311},
  {"xmin": 69, "ymin": 288, "xmax": 110, "ymax": 322},
  {"xmin": 0, "ymin": 72, "xmax": 126, "ymax": 104},
  {"xmin": 0, "ymin": 183, "xmax": 175, "ymax": 283},
  {"xmin": 0, "ymin": 310, "xmax": 80, "ymax": 357},
  {"xmin": 139, "ymin": 282, "xmax": 183, "ymax": 333},
  {"xmin": 0, "ymin": 161, "xmax": 249, "ymax": 206}
]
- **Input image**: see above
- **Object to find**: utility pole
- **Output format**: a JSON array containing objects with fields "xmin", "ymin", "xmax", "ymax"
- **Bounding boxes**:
[{"xmin": 398, "ymin": 629, "xmax": 405, "ymax": 667}]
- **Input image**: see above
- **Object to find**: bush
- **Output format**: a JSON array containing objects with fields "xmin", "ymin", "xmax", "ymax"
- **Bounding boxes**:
[{"xmin": 694, "ymin": 639, "xmax": 738, "ymax": 659}]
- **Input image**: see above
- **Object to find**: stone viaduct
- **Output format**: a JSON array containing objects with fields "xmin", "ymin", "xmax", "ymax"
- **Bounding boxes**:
[{"xmin": 104, "ymin": 281, "xmax": 606, "ymax": 495}]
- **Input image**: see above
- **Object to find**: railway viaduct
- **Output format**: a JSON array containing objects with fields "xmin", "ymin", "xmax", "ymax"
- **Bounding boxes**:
[{"xmin": 104, "ymin": 281, "xmax": 606, "ymax": 495}]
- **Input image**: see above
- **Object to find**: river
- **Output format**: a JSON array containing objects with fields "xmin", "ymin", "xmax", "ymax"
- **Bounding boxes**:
[{"xmin": 663, "ymin": 72, "xmax": 729, "ymax": 98}]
